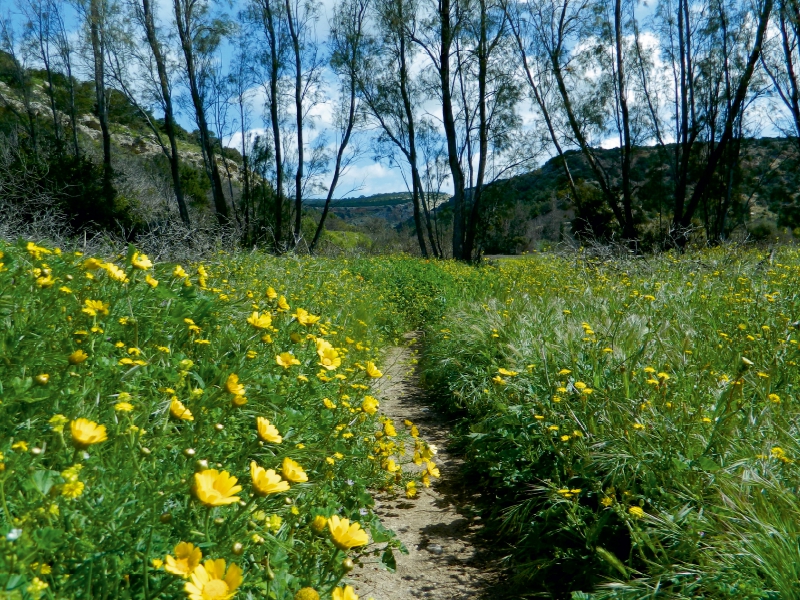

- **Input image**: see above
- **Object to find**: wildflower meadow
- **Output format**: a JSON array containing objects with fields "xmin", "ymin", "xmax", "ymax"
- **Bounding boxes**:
[{"xmin": 2, "ymin": 241, "xmax": 800, "ymax": 599}]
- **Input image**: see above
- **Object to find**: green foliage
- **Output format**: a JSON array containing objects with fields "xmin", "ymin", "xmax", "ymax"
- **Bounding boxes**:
[
  {"xmin": 419, "ymin": 248, "xmax": 800, "ymax": 598},
  {"xmin": 0, "ymin": 243, "xmax": 438, "ymax": 600}
]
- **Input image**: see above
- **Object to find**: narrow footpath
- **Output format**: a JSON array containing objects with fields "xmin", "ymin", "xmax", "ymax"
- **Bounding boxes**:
[{"xmin": 351, "ymin": 334, "xmax": 497, "ymax": 600}]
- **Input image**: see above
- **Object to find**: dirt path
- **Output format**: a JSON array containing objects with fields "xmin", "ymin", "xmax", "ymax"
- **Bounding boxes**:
[{"xmin": 351, "ymin": 336, "xmax": 496, "ymax": 600}]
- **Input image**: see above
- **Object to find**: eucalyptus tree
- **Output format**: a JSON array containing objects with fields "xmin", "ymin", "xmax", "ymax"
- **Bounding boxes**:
[
  {"xmin": 309, "ymin": 0, "xmax": 369, "ymax": 253},
  {"xmin": 172, "ymin": 0, "xmax": 230, "ymax": 223},
  {"xmin": 20, "ymin": 0, "xmax": 62, "ymax": 150},
  {"xmin": 133, "ymin": 0, "xmax": 190, "ymax": 225},
  {"xmin": 358, "ymin": 0, "xmax": 433, "ymax": 257},
  {"xmin": 283, "ymin": 0, "xmax": 326, "ymax": 247},
  {"xmin": 250, "ymin": 0, "xmax": 289, "ymax": 248},
  {"xmin": 651, "ymin": 0, "xmax": 774, "ymax": 243},
  {"xmin": 73, "ymin": 0, "xmax": 115, "ymax": 205},
  {"xmin": 52, "ymin": 1, "xmax": 80, "ymax": 155}
]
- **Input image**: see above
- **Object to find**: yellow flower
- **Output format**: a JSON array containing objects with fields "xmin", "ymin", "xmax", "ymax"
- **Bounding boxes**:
[
  {"xmin": 295, "ymin": 588, "xmax": 320, "ymax": 600},
  {"xmin": 318, "ymin": 347, "xmax": 341, "ymax": 370},
  {"xmin": 250, "ymin": 461, "xmax": 290, "ymax": 496},
  {"xmin": 68, "ymin": 349, "xmax": 89, "ymax": 365},
  {"xmin": 323, "ymin": 398, "xmax": 337, "ymax": 410},
  {"xmin": 151, "ymin": 559, "xmax": 164, "ymax": 569},
  {"xmin": 185, "ymin": 559, "xmax": 242, "ymax": 600},
  {"xmin": 62, "ymin": 481, "xmax": 85, "ymax": 499},
  {"xmin": 49, "ymin": 414, "xmax": 68, "ymax": 433},
  {"xmin": 328, "ymin": 515, "xmax": 369, "ymax": 550},
  {"xmin": 628, "ymin": 506, "xmax": 645, "ymax": 519},
  {"xmin": 225, "ymin": 374, "xmax": 246, "ymax": 396},
  {"xmin": 282, "ymin": 457, "xmax": 308, "ymax": 483},
  {"xmin": 174, "ymin": 265, "xmax": 188, "ymax": 278},
  {"xmin": 11, "ymin": 441, "xmax": 28, "ymax": 451},
  {"xmin": 82, "ymin": 299, "xmax": 110, "ymax": 316},
  {"xmin": 115, "ymin": 402, "xmax": 134, "ymax": 412},
  {"xmin": 27, "ymin": 241, "xmax": 52, "ymax": 260},
  {"xmin": 406, "ymin": 481, "xmax": 417, "ymax": 498},
  {"xmin": 276, "ymin": 352, "xmax": 301, "ymax": 368},
  {"xmin": 131, "ymin": 252, "xmax": 153, "ymax": 270},
  {"xmin": 193, "ymin": 470, "xmax": 242, "ymax": 507},
  {"xmin": 332, "ymin": 586, "xmax": 359, "ymax": 600},
  {"xmin": 145, "ymin": 274, "xmax": 159, "ymax": 288},
  {"xmin": 165, "ymin": 542, "xmax": 202, "ymax": 577},
  {"xmin": 247, "ymin": 312, "xmax": 272, "ymax": 329},
  {"xmin": 277, "ymin": 295, "xmax": 290, "ymax": 310},
  {"xmin": 70, "ymin": 418, "xmax": 108, "ymax": 449},
  {"xmin": 365, "ymin": 362, "xmax": 383, "ymax": 378},
  {"xmin": 492, "ymin": 375, "xmax": 506, "ymax": 385},
  {"xmin": 497, "ymin": 368, "xmax": 518, "ymax": 376},
  {"xmin": 557, "ymin": 369, "xmax": 571, "ymax": 376},
  {"xmin": 361, "ymin": 395, "xmax": 379, "ymax": 415},
  {"xmin": 104, "ymin": 262, "xmax": 129, "ymax": 283},
  {"xmin": 83, "ymin": 257, "xmax": 104, "ymax": 270},
  {"xmin": 292, "ymin": 308, "xmax": 320, "ymax": 326},
  {"xmin": 425, "ymin": 462, "xmax": 440, "ymax": 478},
  {"xmin": 170, "ymin": 398, "xmax": 194, "ymax": 421},
  {"xmin": 266, "ymin": 286, "xmax": 278, "ymax": 299},
  {"xmin": 310, "ymin": 515, "xmax": 328, "ymax": 534},
  {"xmin": 768, "ymin": 393, "xmax": 781, "ymax": 404},
  {"xmin": 256, "ymin": 417, "xmax": 282, "ymax": 443},
  {"xmin": 383, "ymin": 420, "xmax": 397, "ymax": 437}
]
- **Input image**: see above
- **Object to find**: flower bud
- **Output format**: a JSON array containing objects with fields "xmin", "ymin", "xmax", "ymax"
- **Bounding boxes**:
[
  {"xmin": 232, "ymin": 542, "xmax": 244, "ymax": 556},
  {"xmin": 183, "ymin": 448, "xmax": 196, "ymax": 457},
  {"xmin": 140, "ymin": 447, "xmax": 151, "ymax": 456},
  {"xmin": 342, "ymin": 558, "xmax": 355, "ymax": 572},
  {"xmin": 215, "ymin": 423, "xmax": 224, "ymax": 431},
  {"xmin": 160, "ymin": 512, "xmax": 172, "ymax": 523},
  {"xmin": 195, "ymin": 459, "xmax": 209, "ymax": 471},
  {"xmin": 310, "ymin": 515, "xmax": 327, "ymax": 534},
  {"xmin": 34, "ymin": 374, "xmax": 49, "ymax": 386}
]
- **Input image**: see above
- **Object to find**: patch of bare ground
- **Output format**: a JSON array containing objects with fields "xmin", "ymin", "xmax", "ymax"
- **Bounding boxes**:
[{"xmin": 351, "ymin": 334, "xmax": 502, "ymax": 600}]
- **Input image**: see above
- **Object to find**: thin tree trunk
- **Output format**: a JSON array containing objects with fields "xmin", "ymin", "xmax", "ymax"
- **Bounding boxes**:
[
  {"xmin": 614, "ymin": 0, "xmax": 635, "ymax": 242},
  {"xmin": 142, "ymin": 0, "xmax": 190, "ymax": 226},
  {"xmin": 260, "ymin": 0, "xmax": 284, "ymax": 250},
  {"xmin": 675, "ymin": 0, "xmax": 773, "ymax": 235},
  {"xmin": 173, "ymin": 0, "xmax": 229, "ymax": 224},
  {"xmin": 439, "ymin": 0, "xmax": 467, "ymax": 259},
  {"xmin": 285, "ymin": 0, "xmax": 304, "ymax": 246},
  {"xmin": 90, "ymin": 0, "xmax": 113, "ymax": 205},
  {"xmin": 463, "ymin": 0, "xmax": 489, "ymax": 260}
]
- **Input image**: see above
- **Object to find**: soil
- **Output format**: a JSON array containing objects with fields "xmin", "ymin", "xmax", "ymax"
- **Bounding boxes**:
[{"xmin": 350, "ymin": 335, "xmax": 499, "ymax": 600}]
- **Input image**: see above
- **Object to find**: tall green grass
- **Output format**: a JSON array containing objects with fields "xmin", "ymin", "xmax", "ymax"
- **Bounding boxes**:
[{"xmin": 420, "ymin": 249, "xmax": 800, "ymax": 598}]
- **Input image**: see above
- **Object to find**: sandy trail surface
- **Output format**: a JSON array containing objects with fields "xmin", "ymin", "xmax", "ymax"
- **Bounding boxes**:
[{"xmin": 351, "ymin": 337, "xmax": 498, "ymax": 600}]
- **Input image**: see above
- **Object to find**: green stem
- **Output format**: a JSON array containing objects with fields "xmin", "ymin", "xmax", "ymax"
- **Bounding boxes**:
[{"xmin": 0, "ymin": 478, "xmax": 12, "ymax": 522}]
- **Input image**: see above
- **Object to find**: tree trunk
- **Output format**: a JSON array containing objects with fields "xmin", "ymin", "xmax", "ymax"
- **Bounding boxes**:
[
  {"xmin": 674, "ymin": 0, "xmax": 773, "ymax": 237},
  {"xmin": 173, "ymin": 0, "xmax": 229, "ymax": 225},
  {"xmin": 90, "ymin": 0, "xmax": 114, "ymax": 206},
  {"xmin": 285, "ymin": 0, "xmax": 304, "ymax": 246},
  {"xmin": 439, "ymin": 0, "xmax": 467, "ymax": 259},
  {"xmin": 614, "ymin": 0, "xmax": 635, "ymax": 242},
  {"xmin": 142, "ymin": 0, "xmax": 190, "ymax": 226},
  {"xmin": 260, "ymin": 0, "xmax": 284, "ymax": 251}
]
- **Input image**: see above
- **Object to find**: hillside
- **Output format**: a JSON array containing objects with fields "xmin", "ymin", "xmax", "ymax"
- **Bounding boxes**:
[{"xmin": 475, "ymin": 137, "xmax": 800, "ymax": 252}]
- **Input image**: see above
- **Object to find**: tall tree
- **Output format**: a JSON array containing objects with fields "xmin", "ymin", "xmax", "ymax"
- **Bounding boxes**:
[
  {"xmin": 252, "ymin": 0, "xmax": 288, "ymax": 249},
  {"xmin": 283, "ymin": 0, "xmax": 324, "ymax": 247},
  {"xmin": 360, "ymin": 0, "xmax": 432, "ymax": 257},
  {"xmin": 136, "ymin": 0, "xmax": 191, "ymax": 225},
  {"xmin": 309, "ymin": 0, "xmax": 368, "ymax": 253},
  {"xmin": 21, "ymin": 0, "xmax": 61, "ymax": 150},
  {"xmin": 667, "ymin": 0, "xmax": 773, "ymax": 242},
  {"xmin": 410, "ymin": 0, "xmax": 468, "ymax": 257},
  {"xmin": 172, "ymin": 0, "xmax": 230, "ymax": 224}
]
